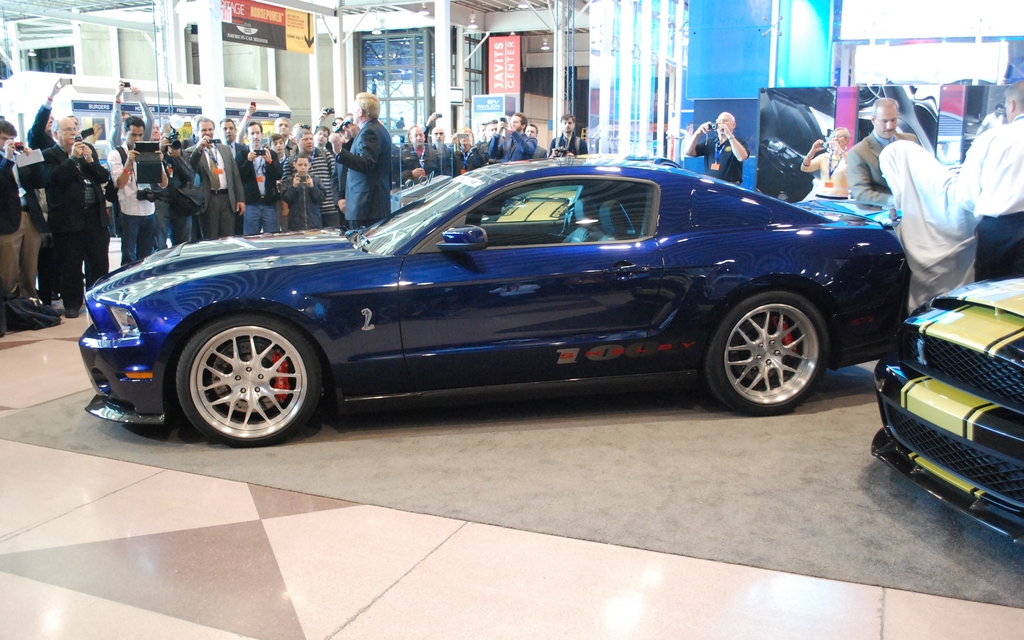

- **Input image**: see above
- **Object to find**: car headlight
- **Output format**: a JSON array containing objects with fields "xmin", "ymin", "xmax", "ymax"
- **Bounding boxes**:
[{"xmin": 107, "ymin": 305, "xmax": 140, "ymax": 339}]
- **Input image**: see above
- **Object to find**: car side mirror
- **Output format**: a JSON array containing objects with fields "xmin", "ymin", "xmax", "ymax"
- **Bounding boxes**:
[{"xmin": 437, "ymin": 225, "xmax": 489, "ymax": 252}]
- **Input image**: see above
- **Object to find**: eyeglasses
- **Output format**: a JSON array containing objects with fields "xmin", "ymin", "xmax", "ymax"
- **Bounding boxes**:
[{"xmin": 60, "ymin": 127, "xmax": 81, "ymax": 133}]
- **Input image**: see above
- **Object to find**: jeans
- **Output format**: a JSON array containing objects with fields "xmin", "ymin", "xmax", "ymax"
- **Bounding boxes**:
[
  {"xmin": 120, "ymin": 214, "xmax": 157, "ymax": 265},
  {"xmin": 243, "ymin": 203, "xmax": 279, "ymax": 235}
]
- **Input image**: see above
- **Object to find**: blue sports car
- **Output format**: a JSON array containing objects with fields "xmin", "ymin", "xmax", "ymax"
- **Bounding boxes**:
[{"xmin": 80, "ymin": 158, "xmax": 909, "ymax": 446}]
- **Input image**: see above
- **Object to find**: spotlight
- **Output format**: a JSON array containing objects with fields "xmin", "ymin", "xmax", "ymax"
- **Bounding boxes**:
[
  {"xmin": 468, "ymin": 13, "xmax": 478, "ymax": 29},
  {"xmin": 518, "ymin": 0, "xmax": 530, "ymax": 8},
  {"xmin": 27, "ymin": 49, "xmax": 37, "ymax": 57},
  {"xmin": 541, "ymin": 37, "xmax": 550, "ymax": 51},
  {"xmin": 418, "ymin": 3, "xmax": 429, "ymax": 15}
]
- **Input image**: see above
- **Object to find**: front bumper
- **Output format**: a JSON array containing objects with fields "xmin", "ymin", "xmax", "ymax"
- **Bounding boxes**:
[
  {"xmin": 873, "ymin": 360, "xmax": 1024, "ymax": 544},
  {"xmin": 79, "ymin": 323, "xmax": 166, "ymax": 416},
  {"xmin": 86, "ymin": 394, "xmax": 166, "ymax": 425}
]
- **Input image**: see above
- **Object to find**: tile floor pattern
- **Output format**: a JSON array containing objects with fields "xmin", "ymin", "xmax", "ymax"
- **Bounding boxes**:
[{"xmin": 3, "ymin": 321, "xmax": 1024, "ymax": 639}]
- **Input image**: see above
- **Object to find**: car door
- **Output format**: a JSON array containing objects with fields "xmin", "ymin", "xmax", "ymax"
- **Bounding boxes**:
[{"xmin": 398, "ymin": 177, "xmax": 664, "ymax": 391}]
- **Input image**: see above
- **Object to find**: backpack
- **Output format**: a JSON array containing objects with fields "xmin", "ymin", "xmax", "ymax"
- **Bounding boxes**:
[
  {"xmin": 104, "ymin": 146, "xmax": 128, "ymax": 204},
  {"xmin": 3, "ymin": 297, "xmax": 62, "ymax": 331}
]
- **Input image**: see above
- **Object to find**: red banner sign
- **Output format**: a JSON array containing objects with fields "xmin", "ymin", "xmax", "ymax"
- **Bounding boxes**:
[{"xmin": 489, "ymin": 36, "xmax": 521, "ymax": 94}]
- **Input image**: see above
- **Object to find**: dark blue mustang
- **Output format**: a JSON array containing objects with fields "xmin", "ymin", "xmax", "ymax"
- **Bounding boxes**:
[{"xmin": 80, "ymin": 158, "xmax": 909, "ymax": 446}]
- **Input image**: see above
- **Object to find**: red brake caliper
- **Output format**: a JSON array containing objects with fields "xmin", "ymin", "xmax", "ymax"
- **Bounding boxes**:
[
  {"xmin": 780, "ymin": 318, "xmax": 794, "ymax": 348},
  {"xmin": 270, "ymin": 350, "xmax": 291, "ymax": 404}
]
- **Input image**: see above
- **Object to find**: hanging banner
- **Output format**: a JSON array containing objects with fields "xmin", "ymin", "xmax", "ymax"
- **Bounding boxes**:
[
  {"xmin": 489, "ymin": 36, "xmax": 521, "ymax": 94},
  {"xmin": 221, "ymin": 0, "xmax": 316, "ymax": 55}
]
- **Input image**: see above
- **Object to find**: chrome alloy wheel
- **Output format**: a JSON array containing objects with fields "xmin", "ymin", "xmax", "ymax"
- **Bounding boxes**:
[
  {"xmin": 188, "ymin": 325, "xmax": 309, "ymax": 440},
  {"xmin": 722, "ymin": 303, "xmax": 820, "ymax": 406}
]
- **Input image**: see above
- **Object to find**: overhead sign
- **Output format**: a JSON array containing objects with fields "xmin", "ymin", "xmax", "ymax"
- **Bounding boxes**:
[
  {"xmin": 221, "ymin": 0, "xmax": 316, "ymax": 55},
  {"xmin": 489, "ymin": 36, "xmax": 521, "ymax": 94}
]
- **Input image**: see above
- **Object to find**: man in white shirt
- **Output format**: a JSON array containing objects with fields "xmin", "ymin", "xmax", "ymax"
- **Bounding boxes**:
[
  {"xmin": 958, "ymin": 81, "xmax": 1024, "ymax": 281},
  {"xmin": 108, "ymin": 116, "xmax": 168, "ymax": 264}
]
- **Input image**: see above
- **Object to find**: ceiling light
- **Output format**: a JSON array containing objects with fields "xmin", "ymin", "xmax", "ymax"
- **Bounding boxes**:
[
  {"xmin": 27, "ymin": 49, "xmax": 37, "ymax": 57},
  {"xmin": 468, "ymin": 13, "xmax": 478, "ymax": 29},
  {"xmin": 418, "ymin": 3, "xmax": 429, "ymax": 15},
  {"xmin": 518, "ymin": 0, "xmax": 530, "ymax": 8},
  {"xmin": 541, "ymin": 37, "xmax": 550, "ymax": 51}
]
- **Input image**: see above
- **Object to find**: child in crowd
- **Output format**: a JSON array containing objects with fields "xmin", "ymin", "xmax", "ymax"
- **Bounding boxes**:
[
  {"xmin": 270, "ymin": 133, "xmax": 290, "ymax": 229},
  {"xmin": 280, "ymin": 153, "xmax": 324, "ymax": 230}
]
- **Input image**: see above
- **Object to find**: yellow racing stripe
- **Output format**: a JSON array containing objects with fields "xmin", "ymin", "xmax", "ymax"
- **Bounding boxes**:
[
  {"xmin": 909, "ymin": 453, "xmax": 980, "ymax": 496},
  {"xmin": 922, "ymin": 304, "xmax": 1024, "ymax": 355},
  {"xmin": 901, "ymin": 377, "xmax": 991, "ymax": 438}
]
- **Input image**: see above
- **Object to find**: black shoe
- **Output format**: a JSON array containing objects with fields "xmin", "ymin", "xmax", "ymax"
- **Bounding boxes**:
[{"xmin": 65, "ymin": 309, "xmax": 80, "ymax": 319}]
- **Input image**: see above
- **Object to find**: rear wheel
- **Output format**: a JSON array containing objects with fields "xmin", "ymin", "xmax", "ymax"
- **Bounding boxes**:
[
  {"xmin": 703, "ymin": 291, "xmax": 828, "ymax": 416},
  {"xmin": 176, "ymin": 315, "xmax": 322, "ymax": 447}
]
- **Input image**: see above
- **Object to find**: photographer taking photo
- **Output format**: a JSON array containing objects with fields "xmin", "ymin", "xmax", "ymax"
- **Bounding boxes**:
[
  {"xmin": 156, "ymin": 126, "xmax": 197, "ymax": 248},
  {"xmin": 109, "ymin": 116, "xmax": 168, "ymax": 264}
]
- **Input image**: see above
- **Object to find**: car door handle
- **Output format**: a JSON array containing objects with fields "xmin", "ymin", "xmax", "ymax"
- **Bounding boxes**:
[{"xmin": 605, "ymin": 261, "xmax": 652, "ymax": 278}]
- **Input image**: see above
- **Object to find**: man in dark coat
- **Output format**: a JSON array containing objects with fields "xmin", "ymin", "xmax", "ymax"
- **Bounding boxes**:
[
  {"xmin": 329, "ymin": 92, "xmax": 393, "ymax": 229},
  {"xmin": 42, "ymin": 118, "xmax": 111, "ymax": 318}
]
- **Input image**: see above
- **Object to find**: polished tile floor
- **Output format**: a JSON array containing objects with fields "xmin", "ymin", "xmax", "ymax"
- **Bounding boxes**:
[{"xmin": 2, "ymin": 319, "xmax": 1024, "ymax": 639}]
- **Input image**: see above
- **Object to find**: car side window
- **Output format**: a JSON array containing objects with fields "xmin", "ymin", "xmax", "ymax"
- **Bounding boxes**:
[
  {"xmin": 689, "ymin": 189, "xmax": 771, "ymax": 228},
  {"xmin": 463, "ymin": 179, "xmax": 657, "ymax": 248}
]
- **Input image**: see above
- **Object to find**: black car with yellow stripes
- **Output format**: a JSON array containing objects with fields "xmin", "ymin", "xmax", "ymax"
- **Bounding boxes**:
[{"xmin": 874, "ymin": 278, "xmax": 1024, "ymax": 542}]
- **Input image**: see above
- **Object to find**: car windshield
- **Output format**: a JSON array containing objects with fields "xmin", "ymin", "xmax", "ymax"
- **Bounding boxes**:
[{"xmin": 364, "ymin": 173, "xmax": 501, "ymax": 254}]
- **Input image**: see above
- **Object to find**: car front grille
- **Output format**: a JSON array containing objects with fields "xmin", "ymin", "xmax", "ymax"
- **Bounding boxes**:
[
  {"xmin": 924, "ymin": 336, "xmax": 1024, "ymax": 407},
  {"xmin": 885, "ymin": 403, "xmax": 1024, "ymax": 509}
]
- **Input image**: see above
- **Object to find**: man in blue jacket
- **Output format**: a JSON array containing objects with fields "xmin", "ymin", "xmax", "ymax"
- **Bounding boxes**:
[
  {"xmin": 489, "ymin": 112, "xmax": 537, "ymax": 163},
  {"xmin": 329, "ymin": 93, "xmax": 392, "ymax": 229}
]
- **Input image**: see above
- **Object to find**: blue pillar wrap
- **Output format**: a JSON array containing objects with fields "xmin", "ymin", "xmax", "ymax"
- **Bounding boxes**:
[
  {"xmin": 687, "ymin": 0, "xmax": 774, "ymax": 100},
  {"xmin": 776, "ymin": 0, "xmax": 833, "ymax": 88}
]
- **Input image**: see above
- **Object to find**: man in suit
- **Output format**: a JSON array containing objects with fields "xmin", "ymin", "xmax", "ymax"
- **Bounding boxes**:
[
  {"xmin": 847, "ymin": 98, "xmax": 919, "ymax": 206},
  {"xmin": 42, "ymin": 117, "xmax": 111, "ymax": 318},
  {"xmin": 489, "ymin": 112, "xmax": 538, "ymax": 163},
  {"xmin": 187, "ymin": 117, "xmax": 245, "ymax": 240},
  {"xmin": 329, "ymin": 92, "xmax": 393, "ymax": 229}
]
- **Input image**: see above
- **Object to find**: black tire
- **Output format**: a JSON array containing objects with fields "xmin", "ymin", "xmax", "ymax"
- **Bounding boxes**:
[
  {"xmin": 175, "ymin": 314, "xmax": 322, "ymax": 447},
  {"xmin": 703, "ymin": 291, "xmax": 829, "ymax": 416}
]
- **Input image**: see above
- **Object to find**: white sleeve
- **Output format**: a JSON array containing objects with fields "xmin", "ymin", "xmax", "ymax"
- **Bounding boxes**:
[{"xmin": 107, "ymin": 147, "xmax": 125, "ymax": 181}]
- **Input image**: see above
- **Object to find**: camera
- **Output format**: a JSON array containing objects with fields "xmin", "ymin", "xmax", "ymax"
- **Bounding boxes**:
[
  {"xmin": 123, "ymin": 81, "xmax": 131, "ymax": 88},
  {"xmin": 322, "ymin": 107, "xmax": 335, "ymax": 116},
  {"xmin": 499, "ymin": 117, "xmax": 508, "ymax": 124},
  {"xmin": 14, "ymin": 142, "xmax": 24, "ymax": 152},
  {"xmin": 709, "ymin": 122, "xmax": 718, "ymax": 131},
  {"xmin": 163, "ymin": 129, "xmax": 182, "ymax": 151},
  {"xmin": 333, "ymin": 118, "xmax": 353, "ymax": 134},
  {"xmin": 73, "ymin": 135, "xmax": 83, "ymax": 142},
  {"xmin": 136, "ymin": 189, "xmax": 159, "ymax": 203},
  {"xmin": 550, "ymin": 146, "xmax": 569, "ymax": 158}
]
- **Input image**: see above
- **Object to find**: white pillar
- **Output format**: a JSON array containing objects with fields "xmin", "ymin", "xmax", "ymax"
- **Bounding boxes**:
[
  {"xmin": 435, "ymin": 1, "xmax": 452, "ymax": 126},
  {"xmin": 309, "ymin": 37, "xmax": 321, "ymax": 124},
  {"xmin": 455, "ymin": 25, "xmax": 466, "ymax": 130},
  {"xmin": 72, "ymin": 11, "xmax": 86, "ymax": 75},
  {"xmin": 196, "ymin": 0, "xmax": 226, "ymax": 121},
  {"xmin": 552, "ymin": 2, "xmax": 566, "ymax": 126},
  {"xmin": 109, "ymin": 27, "xmax": 121, "ymax": 78},
  {"xmin": 333, "ymin": 6, "xmax": 347, "ymax": 112},
  {"xmin": 268, "ymin": 49, "xmax": 278, "ymax": 96}
]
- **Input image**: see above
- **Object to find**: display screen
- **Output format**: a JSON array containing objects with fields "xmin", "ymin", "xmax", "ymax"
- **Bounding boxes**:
[{"xmin": 840, "ymin": 0, "xmax": 1024, "ymax": 40}]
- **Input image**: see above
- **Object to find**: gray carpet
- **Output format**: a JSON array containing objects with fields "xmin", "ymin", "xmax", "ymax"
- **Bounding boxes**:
[{"xmin": 3, "ymin": 364, "xmax": 1024, "ymax": 609}]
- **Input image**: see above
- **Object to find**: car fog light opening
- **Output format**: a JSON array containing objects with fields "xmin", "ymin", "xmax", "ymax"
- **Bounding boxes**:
[{"xmin": 107, "ymin": 305, "xmax": 140, "ymax": 339}]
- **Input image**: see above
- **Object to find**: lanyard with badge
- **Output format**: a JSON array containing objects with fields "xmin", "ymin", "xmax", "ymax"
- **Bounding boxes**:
[
  {"xmin": 825, "ymin": 151, "xmax": 840, "ymax": 189},
  {"xmin": 711, "ymin": 138, "xmax": 728, "ymax": 172},
  {"xmin": 206, "ymin": 146, "xmax": 223, "ymax": 177}
]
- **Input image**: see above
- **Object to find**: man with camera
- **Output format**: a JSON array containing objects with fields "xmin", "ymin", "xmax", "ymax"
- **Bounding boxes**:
[
  {"xmin": 238, "ymin": 121, "xmax": 283, "ymax": 234},
  {"xmin": 489, "ymin": 113, "xmax": 538, "ymax": 163},
  {"xmin": 109, "ymin": 116, "xmax": 168, "ymax": 264},
  {"xmin": 328, "ymin": 92, "xmax": 392, "ymax": 229},
  {"xmin": 156, "ymin": 128, "xmax": 196, "ymax": 248},
  {"xmin": 400, "ymin": 125, "xmax": 441, "ymax": 184},
  {"xmin": 550, "ymin": 114, "xmax": 588, "ymax": 158},
  {"xmin": 187, "ymin": 117, "xmax": 245, "ymax": 240},
  {"xmin": 283, "ymin": 128, "xmax": 335, "ymax": 228},
  {"xmin": 42, "ymin": 118, "xmax": 111, "ymax": 318},
  {"xmin": 685, "ymin": 112, "xmax": 749, "ymax": 185}
]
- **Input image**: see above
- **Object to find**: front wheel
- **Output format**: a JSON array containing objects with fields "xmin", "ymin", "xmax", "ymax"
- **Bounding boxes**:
[
  {"xmin": 176, "ymin": 315, "xmax": 322, "ymax": 447},
  {"xmin": 703, "ymin": 291, "xmax": 829, "ymax": 416}
]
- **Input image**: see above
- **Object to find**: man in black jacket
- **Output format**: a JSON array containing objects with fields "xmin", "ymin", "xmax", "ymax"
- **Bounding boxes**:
[
  {"xmin": 329, "ymin": 93, "xmax": 392, "ymax": 229},
  {"xmin": 42, "ymin": 118, "xmax": 111, "ymax": 318},
  {"xmin": 238, "ymin": 122, "xmax": 283, "ymax": 234}
]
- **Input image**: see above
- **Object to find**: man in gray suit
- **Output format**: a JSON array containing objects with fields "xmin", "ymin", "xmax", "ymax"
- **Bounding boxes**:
[
  {"xmin": 846, "ymin": 98, "xmax": 918, "ymax": 206},
  {"xmin": 187, "ymin": 116, "xmax": 245, "ymax": 239}
]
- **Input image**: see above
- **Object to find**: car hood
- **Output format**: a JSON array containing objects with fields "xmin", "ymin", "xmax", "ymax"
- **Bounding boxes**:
[
  {"xmin": 90, "ymin": 230, "xmax": 373, "ymax": 306},
  {"xmin": 936, "ymin": 277, "xmax": 1024, "ymax": 318}
]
